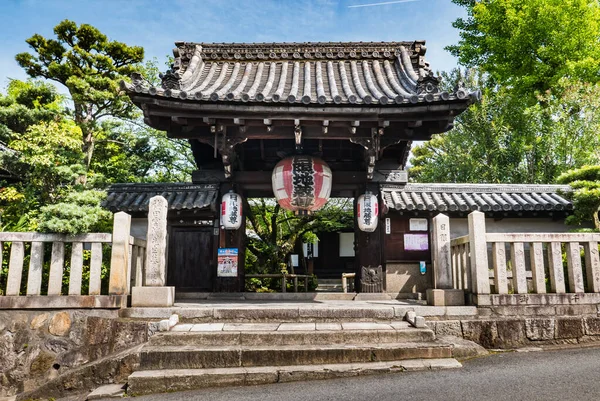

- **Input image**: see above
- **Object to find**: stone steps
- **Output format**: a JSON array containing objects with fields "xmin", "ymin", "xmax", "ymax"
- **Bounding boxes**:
[
  {"xmin": 149, "ymin": 325, "xmax": 435, "ymax": 346},
  {"xmin": 128, "ymin": 358, "xmax": 462, "ymax": 396},
  {"xmin": 139, "ymin": 341, "xmax": 452, "ymax": 370},
  {"xmin": 125, "ymin": 317, "xmax": 463, "ymax": 396}
]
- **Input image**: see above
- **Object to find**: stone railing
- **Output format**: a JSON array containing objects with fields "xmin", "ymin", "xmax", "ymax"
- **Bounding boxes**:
[
  {"xmin": 442, "ymin": 211, "xmax": 600, "ymax": 306},
  {"xmin": 449, "ymin": 235, "xmax": 471, "ymax": 292},
  {"xmin": 0, "ymin": 212, "xmax": 146, "ymax": 309},
  {"xmin": 129, "ymin": 235, "xmax": 147, "ymax": 290}
]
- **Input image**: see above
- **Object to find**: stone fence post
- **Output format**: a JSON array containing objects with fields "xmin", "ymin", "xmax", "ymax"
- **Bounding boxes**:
[
  {"xmin": 426, "ymin": 213, "xmax": 465, "ymax": 306},
  {"xmin": 468, "ymin": 211, "xmax": 491, "ymax": 295},
  {"xmin": 109, "ymin": 212, "xmax": 131, "ymax": 295},
  {"xmin": 131, "ymin": 195, "xmax": 175, "ymax": 307}
]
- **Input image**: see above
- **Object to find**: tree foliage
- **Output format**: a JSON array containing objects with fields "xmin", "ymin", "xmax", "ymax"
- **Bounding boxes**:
[
  {"xmin": 15, "ymin": 19, "xmax": 144, "ymax": 173},
  {"xmin": 413, "ymin": 1, "xmax": 600, "ymax": 185},
  {"xmin": 0, "ymin": 20, "xmax": 196, "ymax": 234},
  {"xmin": 448, "ymin": 0, "xmax": 600, "ymax": 97},
  {"xmin": 557, "ymin": 166, "xmax": 600, "ymax": 231},
  {"xmin": 0, "ymin": 79, "xmax": 63, "ymax": 142},
  {"xmin": 411, "ymin": 72, "xmax": 600, "ymax": 183}
]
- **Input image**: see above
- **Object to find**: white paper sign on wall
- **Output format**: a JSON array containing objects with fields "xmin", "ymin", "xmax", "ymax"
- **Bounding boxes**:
[
  {"xmin": 385, "ymin": 218, "xmax": 391, "ymax": 234},
  {"xmin": 409, "ymin": 218, "xmax": 428, "ymax": 231}
]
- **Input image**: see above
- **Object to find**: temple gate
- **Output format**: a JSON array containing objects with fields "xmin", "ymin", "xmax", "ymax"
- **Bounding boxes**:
[{"xmin": 118, "ymin": 41, "xmax": 478, "ymax": 293}]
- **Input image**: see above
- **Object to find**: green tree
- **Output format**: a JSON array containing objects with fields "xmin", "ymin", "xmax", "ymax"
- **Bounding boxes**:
[
  {"xmin": 557, "ymin": 166, "xmax": 600, "ymax": 231},
  {"xmin": 410, "ymin": 71, "xmax": 600, "ymax": 184},
  {"xmin": 0, "ymin": 120, "xmax": 87, "ymax": 230},
  {"xmin": 15, "ymin": 19, "xmax": 144, "ymax": 179},
  {"xmin": 0, "ymin": 79, "xmax": 63, "ymax": 143},
  {"xmin": 448, "ymin": 0, "xmax": 600, "ymax": 98}
]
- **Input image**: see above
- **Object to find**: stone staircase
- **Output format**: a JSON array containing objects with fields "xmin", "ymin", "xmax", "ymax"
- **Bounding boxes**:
[{"xmin": 127, "ymin": 319, "xmax": 461, "ymax": 395}]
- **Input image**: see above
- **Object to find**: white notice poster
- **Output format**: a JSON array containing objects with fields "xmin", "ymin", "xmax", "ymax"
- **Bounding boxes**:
[
  {"xmin": 409, "ymin": 218, "xmax": 428, "ymax": 231},
  {"xmin": 404, "ymin": 234, "xmax": 429, "ymax": 251}
]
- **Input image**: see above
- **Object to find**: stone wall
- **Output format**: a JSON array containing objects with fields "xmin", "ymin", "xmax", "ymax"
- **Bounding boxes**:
[
  {"xmin": 0, "ymin": 310, "xmax": 149, "ymax": 397},
  {"xmin": 426, "ymin": 304, "xmax": 600, "ymax": 349},
  {"xmin": 385, "ymin": 262, "xmax": 432, "ymax": 298}
]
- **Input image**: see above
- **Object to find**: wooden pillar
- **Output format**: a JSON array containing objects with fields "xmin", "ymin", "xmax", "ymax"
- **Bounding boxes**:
[
  {"xmin": 354, "ymin": 184, "xmax": 384, "ymax": 293},
  {"xmin": 216, "ymin": 182, "xmax": 247, "ymax": 292}
]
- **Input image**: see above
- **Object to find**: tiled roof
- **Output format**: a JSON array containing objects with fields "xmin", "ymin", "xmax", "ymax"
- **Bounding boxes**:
[
  {"xmin": 122, "ymin": 41, "xmax": 479, "ymax": 106},
  {"xmin": 382, "ymin": 184, "xmax": 573, "ymax": 213},
  {"xmin": 103, "ymin": 183, "xmax": 218, "ymax": 213}
]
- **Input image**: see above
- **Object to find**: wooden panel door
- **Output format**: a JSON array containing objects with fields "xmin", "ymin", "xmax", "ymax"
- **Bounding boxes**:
[{"xmin": 167, "ymin": 227, "xmax": 214, "ymax": 292}]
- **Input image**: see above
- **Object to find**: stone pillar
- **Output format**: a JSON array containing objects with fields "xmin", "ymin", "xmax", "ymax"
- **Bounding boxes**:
[
  {"xmin": 432, "ymin": 213, "xmax": 452, "ymax": 289},
  {"xmin": 109, "ymin": 212, "xmax": 131, "ymax": 295},
  {"xmin": 131, "ymin": 195, "xmax": 175, "ymax": 307},
  {"xmin": 468, "ymin": 211, "xmax": 491, "ymax": 295},
  {"xmin": 426, "ymin": 214, "xmax": 464, "ymax": 306}
]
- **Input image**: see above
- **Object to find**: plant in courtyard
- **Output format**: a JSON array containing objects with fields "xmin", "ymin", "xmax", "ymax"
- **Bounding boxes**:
[{"xmin": 245, "ymin": 198, "xmax": 353, "ymax": 291}]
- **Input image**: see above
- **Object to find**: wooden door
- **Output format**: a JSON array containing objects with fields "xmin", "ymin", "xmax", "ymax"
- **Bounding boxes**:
[{"xmin": 167, "ymin": 227, "xmax": 214, "ymax": 292}]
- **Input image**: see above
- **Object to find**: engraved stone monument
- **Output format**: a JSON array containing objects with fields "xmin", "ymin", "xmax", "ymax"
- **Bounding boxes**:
[
  {"xmin": 426, "ymin": 213, "xmax": 465, "ymax": 306},
  {"xmin": 132, "ymin": 195, "xmax": 175, "ymax": 307}
]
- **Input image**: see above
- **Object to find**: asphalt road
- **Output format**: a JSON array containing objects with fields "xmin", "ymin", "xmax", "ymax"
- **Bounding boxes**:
[{"xmin": 113, "ymin": 347, "xmax": 600, "ymax": 401}]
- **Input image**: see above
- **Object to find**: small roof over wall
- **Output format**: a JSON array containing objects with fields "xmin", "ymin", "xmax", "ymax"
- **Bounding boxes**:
[
  {"xmin": 103, "ymin": 183, "xmax": 218, "ymax": 213},
  {"xmin": 382, "ymin": 184, "xmax": 573, "ymax": 214}
]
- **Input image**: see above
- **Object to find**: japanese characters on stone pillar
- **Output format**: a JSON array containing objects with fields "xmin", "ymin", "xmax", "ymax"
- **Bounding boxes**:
[
  {"xmin": 131, "ymin": 195, "xmax": 174, "ymax": 307},
  {"xmin": 432, "ymin": 213, "xmax": 452, "ymax": 289},
  {"xmin": 145, "ymin": 195, "xmax": 168, "ymax": 286},
  {"xmin": 426, "ymin": 213, "xmax": 465, "ymax": 306}
]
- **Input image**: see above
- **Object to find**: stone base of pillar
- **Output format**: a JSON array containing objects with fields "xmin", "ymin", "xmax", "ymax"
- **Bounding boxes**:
[
  {"xmin": 426, "ymin": 289, "xmax": 465, "ymax": 306},
  {"xmin": 131, "ymin": 286, "xmax": 175, "ymax": 307}
]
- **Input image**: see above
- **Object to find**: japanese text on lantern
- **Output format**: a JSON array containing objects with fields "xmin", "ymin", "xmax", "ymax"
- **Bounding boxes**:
[
  {"xmin": 363, "ymin": 193, "xmax": 372, "ymax": 225},
  {"xmin": 228, "ymin": 193, "xmax": 239, "ymax": 225},
  {"xmin": 292, "ymin": 156, "xmax": 315, "ymax": 208}
]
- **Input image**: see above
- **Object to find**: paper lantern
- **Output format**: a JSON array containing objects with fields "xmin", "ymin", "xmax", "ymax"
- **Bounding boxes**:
[
  {"xmin": 357, "ymin": 192, "xmax": 379, "ymax": 232},
  {"xmin": 221, "ymin": 191, "xmax": 242, "ymax": 230},
  {"xmin": 272, "ymin": 155, "xmax": 332, "ymax": 214}
]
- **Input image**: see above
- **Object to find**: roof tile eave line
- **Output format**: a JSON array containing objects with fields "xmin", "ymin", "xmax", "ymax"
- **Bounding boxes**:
[
  {"xmin": 243, "ymin": 62, "xmax": 265, "ymax": 101},
  {"xmin": 362, "ymin": 60, "xmax": 387, "ymax": 104},
  {"xmin": 350, "ymin": 60, "xmax": 371, "ymax": 104},
  {"xmin": 372, "ymin": 60, "xmax": 398, "ymax": 100},
  {"xmin": 227, "ymin": 62, "xmax": 253, "ymax": 100},
  {"xmin": 215, "ymin": 62, "xmax": 242, "ymax": 99}
]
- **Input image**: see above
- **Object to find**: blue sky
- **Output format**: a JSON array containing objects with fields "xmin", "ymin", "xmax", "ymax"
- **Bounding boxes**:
[{"xmin": 0, "ymin": 0, "xmax": 466, "ymax": 90}]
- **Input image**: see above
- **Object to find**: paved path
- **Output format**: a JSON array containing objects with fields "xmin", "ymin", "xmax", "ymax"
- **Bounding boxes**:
[{"xmin": 111, "ymin": 346, "xmax": 600, "ymax": 401}]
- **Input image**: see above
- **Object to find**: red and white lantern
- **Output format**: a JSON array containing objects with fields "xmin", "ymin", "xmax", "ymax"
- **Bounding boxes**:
[
  {"xmin": 221, "ymin": 191, "xmax": 242, "ymax": 230},
  {"xmin": 357, "ymin": 192, "xmax": 379, "ymax": 232},
  {"xmin": 271, "ymin": 155, "xmax": 332, "ymax": 214}
]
